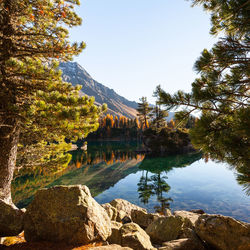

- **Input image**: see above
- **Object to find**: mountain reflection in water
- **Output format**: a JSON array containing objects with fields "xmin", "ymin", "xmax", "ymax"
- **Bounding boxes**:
[
  {"xmin": 12, "ymin": 142, "xmax": 250, "ymax": 222},
  {"xmin": 12, "ymin": 142, "xmax": 145, "ymax": 207}
]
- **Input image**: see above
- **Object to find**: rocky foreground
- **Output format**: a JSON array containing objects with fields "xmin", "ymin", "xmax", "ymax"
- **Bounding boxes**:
[{"xmin": 0, "ymin": 185, "xmax": 249, "ymax": 250}]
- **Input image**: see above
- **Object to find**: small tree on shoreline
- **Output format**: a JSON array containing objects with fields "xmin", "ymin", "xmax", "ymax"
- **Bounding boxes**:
[{"xmin": 137, "ymin": 97, "xmax": 153, "ymax": 129}]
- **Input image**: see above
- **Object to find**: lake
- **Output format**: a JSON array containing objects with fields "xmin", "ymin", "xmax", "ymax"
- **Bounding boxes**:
[{"xmin": 12, "ymin": 141, "xmax": 250, "ymax": 223}]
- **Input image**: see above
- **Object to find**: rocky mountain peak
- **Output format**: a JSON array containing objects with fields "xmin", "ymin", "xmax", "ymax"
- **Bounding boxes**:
[{"xmin": 60, "ymin": 62, "xmax": 138, "ymax": 118}]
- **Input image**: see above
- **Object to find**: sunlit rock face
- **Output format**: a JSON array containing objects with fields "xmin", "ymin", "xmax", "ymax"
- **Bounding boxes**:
[
  {"xmin": 110, "ymin": 199, "xmax": 146, "ymax": 215},
  {"xmin": 120, "ymin": 223, "xmax": 154, "ymax": 250},
  {"xmin": 146, "ymin": 216, "xmax": 184, "ymax": 243},
  {"xmin": 195, "ymin": 214, "xmax": 250, "ymax": 250},
  {"xmin": 23, "ymin": 185, "xmax": 111, "ymax": 244}
]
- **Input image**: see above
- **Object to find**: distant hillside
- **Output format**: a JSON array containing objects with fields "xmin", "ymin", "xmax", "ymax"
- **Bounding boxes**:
[
  {"xmin": 60, "ymin": 62, "xmax": 138, "ymax": 118},
  {"xmin": 60, "ymin": 61, "xmax": 175, "ymax": 120}
]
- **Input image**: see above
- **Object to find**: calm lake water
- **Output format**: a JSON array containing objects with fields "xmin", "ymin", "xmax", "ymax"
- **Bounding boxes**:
[{"xmin": 12, "ymin": 142, "xmax": 250, "ymax": 222}]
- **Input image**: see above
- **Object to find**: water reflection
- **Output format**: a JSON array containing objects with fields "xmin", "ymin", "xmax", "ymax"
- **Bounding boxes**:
[
  {"xmin": 11, "ymin": 142, "xmax": 249, "ymax": 223},
  {"xmin": 12, "ymin": 142, "xmax": 145, "ymax": 208},
  {"xmin": 235, "ymin": 165, "xmax": 250, "ymax": 196},
  {"xmin": 71, "ymin": 148, "xmax": 144, "ymax": 168},
  {"xmin": 138, "ymin": 173, "xmax": 172, "ymax": 215},
  {"xmin": 138, "ymin": 153, "xmax": 202, "ymax": 214}
]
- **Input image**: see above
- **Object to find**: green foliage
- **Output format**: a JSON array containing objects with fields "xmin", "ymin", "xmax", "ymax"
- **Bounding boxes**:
[
  {"xmin": 143, "ymin": 127, "xmax": 193, "ymax": 155},
  {"xmin": 137, "ymin": 97, "xmax": 153, "ymax": 129},
  {"xmin": 156, "ymin": 0, "xmax": 250, "ymax": 173},
  {"xmin": 174, "ymin": 112, "xmax": 196, "ymax": 129},
  {"xmin": 0, "ymin": 0, "xmax": 106, "ymax": 174},
  {"xmin": 151, "ymin": 105, "xmax": 168, "ymax": 131},
  {"xmin": 191, "ymin": 0, "xmax": 250, "ymax": 36}
]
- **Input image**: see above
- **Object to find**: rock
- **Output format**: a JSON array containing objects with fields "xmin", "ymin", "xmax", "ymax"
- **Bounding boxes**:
[
  {"xmin": 159, "ymin": 238, "xmax": 205, "ymax": 250},
  {"xmin": 131, "ymin": 210, "xmax": 161, "ymax": 229},
  {"xmin": 174, "ymin": 210, "xmax": 200, "ymax": 228},
  {"xmin": 107, "ymin": 221, "xmax": 123, "ymax": 245},
  {"xmin": 121, "ymin": 216, "xmax": 132, "ymax": 224},
  {"xmin": 154, "ymin": 208, "xmax": 172, "ymax": 217},
  {"xmin": 116, "ymin": 210, "xmax": 126, "ymax": 222},
  {"xmin": 0, "ymin": 200, "xmax": 25, "ymax": 237},
  {"xmin": 164, "ymin": 209, "xmax": 172, "ymax": 217},
  {"xmin": 90, "ymin": 244, "xmax": 132, "ymax": 250},
  {"xmin": 24, "ymin": 185, "xmax": 111, "ymax": 244},
  {"xmin": 108, "ymin": 222, "xmax": 154, "ymax": 250},
  {"xmin": 0, "ymin": 237, "xmax": 5, "ymax": 244},
  {"xmin": 102, "ymin": 203, "xmax": 118, "ymax": 221},
  {"xmin": 195, "ymin": 214, "xmax": 250, "ymax": 250},
  {"xmin": 146, "ymin": 216, "xmax": 184, "ymax": 243},
  {"xmin": 120, "ymin": 223, "xmax": 154, "ymax": 250},
  {"xmin": 177, "ymin": 228, "xmax": 206, "ymax": 250},
  {"xmin": 110, "ymin": 199, "xmax": 146, "ymax": 219},
  {"xmin": 178, "ymin": 227, "xmax": 199, "ymax": 239},
  {"xmin": 189, "ymin": 209, "xmax": 205, "ymax": 214}
]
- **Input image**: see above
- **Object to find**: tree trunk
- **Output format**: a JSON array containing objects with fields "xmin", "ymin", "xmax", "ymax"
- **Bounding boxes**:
[
  {"xmin": 0, "ymin": 120, "xmax": 19, "ymax": 205},
  {"xmin": 0, "ymin": 1, "xmax": 19, "ymax": 205}
]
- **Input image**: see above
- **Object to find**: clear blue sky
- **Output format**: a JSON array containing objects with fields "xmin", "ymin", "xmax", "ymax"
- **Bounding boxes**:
[{"xmin": 69, "ymin": 0, "xmax": 217, "ymax": 103}]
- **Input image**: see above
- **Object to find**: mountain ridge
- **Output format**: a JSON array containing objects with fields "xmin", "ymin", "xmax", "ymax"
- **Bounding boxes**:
[
  {"xmin": 60, "ymin": 61, "xmax": 175, "ymax": 121},
  {"xmin": 60, "ymin": 62, "xmax": 138, "ymax": 118}
]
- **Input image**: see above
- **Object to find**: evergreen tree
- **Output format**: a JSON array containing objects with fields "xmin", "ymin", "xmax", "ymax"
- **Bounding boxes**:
[
  {"xmin": 137, "ymin": 97, "xmax": 153, "ymax": 129},
  {"xmin": 0, "ymin": 0, "xmax": 106, "ymax": 204},
  {"xmin": 133, "ymin": 118, "xmax": 140, "ymax": 128},
  {"xmin": 151, "ymin": 104, "xmax": 168, "ymax": 131},
  {"xmin": 167, "ymin": 119, "xmax": 175, "ymax": 129},
  {"xmin": 114, "ymin": 116, "xmax": 119, "ymax": 128},
  {"xmin": 156, "ymin": 0, "xmax": 250, "ymax": 170}
]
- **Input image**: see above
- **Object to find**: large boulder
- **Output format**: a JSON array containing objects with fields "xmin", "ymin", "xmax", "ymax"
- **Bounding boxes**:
[
  {"xmin": 109, "ymin": 199, "xmax": 146, "ymax": 220},
  {"xmin": 131, "ymin": 210, "xmax": 161, "ymax": 229},
  {"xmin": 195, "ymin": 214, "xmax": 250, "ymax": 250},
  {"xmin": 24, "ymin": 185, "xmax": 111, "ymax": 244},
  {"xmin": 146, "ymin": 216, "xmax": 184, "ymax": 243},
  {"xmin": 174, "ymin": 210, "xmax": 200, "ymax": 228},
  {"xmin": 159, "ymin": 238, "xmax": 205, "ymax": 250},
  {"xmin": 120, "ymin": 223, "xmax": 154, "ymax": 250},
  {"xmin": 0, "ymin": 200, "xmax": 25, "ymax": 237}
]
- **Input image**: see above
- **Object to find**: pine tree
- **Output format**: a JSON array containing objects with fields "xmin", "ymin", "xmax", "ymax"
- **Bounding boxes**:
[
  {"xmin": 0, "ymin": 0, "xmax": 106, "ymax": 204},
  {"xmin": 137, "ymin": 97, "xmax": 153, "ymax": 129},
  {"xmin": 134, "ymin": 118, "xmax": 140, "ymax": 129},
  {"xmin": 119, "ymin": 116, "xmax": 125, "ymax": 128},
  {"xmin": 151, "ymin": 104, "xmax": 168, "ymax": 131},
  {"xmin": 110, "ymin": 115, "xmax": 114, "ymax": 128},
  {"xmin": 167, "ymin": 119, "xmax": 175, "ymax": 129},
  {"xmin": 156, "ymin": 0, "xmax": 250, "ymax": 170},
  {"xmin": 114, "ymin": 116, "xmax": 119, "ymax": 128}
]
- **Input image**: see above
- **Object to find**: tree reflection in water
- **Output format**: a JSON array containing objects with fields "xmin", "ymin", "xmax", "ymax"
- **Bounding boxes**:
[
  {"xmin": 138, "ymin": 152, "xmax": 202, "ymax": 214},
  {"xmin": 12, "ymin": 142, "xmax": 145, "ymax": 207}
]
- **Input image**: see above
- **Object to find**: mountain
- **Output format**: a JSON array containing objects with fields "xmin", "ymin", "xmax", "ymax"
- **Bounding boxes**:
[
  {"xmin": 60, "ymin": 62, "xmax": 138, "ymax": 118},
  {"xmin": 60, "ymin": 61, "xmax": 175, "ymax": 120}
]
